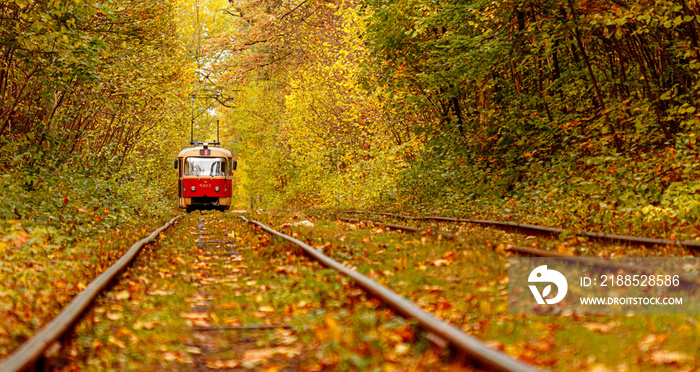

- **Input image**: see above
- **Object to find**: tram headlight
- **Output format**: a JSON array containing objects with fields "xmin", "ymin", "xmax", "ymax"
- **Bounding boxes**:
[
  {"xmin": 190, "ymin": 186, "xmax": 196, "ymax": 192},
  {"xmin": 215, "ymin": 187, "xmax": 220, "ymax": 192}
]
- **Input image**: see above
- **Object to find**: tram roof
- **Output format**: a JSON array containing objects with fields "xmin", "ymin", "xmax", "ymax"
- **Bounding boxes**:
[{"xmin": 177, "ymin": 145, "xmax": 232, "ymax": 158}]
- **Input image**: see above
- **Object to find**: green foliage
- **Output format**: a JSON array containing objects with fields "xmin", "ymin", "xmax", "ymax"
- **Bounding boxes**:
[
  {"xmin": 0, "ymin": 0, "xmax": 191, "ymax": 240},
  {"xmin": 357, "ymin": 0, "xmax": 700, "ymax": 230}
]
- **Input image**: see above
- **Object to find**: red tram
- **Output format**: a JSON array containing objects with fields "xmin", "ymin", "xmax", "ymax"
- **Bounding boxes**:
[{"xmin": 175, "ymin": 141, "xmax": 237, "ymax": 211}]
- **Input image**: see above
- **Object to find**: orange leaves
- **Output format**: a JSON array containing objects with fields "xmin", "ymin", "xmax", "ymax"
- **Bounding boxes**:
[
  {"xmin": 180, "ymin": 312, "xmax": 209, "ymax": 320},
  {"xmin": 275, "ymin": 265, "xmax": 296, "ymax": 275},
  {"xmin": 180, "ymin": 312, "xmax": 210, "ymax": 327},
  {"xmin": 313, "ymin": 315, "xmax": 345, "ymax": 344},
  {"xmin": 162, "ymin": 350, "xmax": 193, "ymax": 364},
  {"xmin": 637, "ymin": 333, "xmax": 669, "ymax": 352},
  {"xmin": 432, "ymin": 250, "xmax": 457, "ymax": 267},
  {"xmin": 240, "ymin": 346, "xmax": 301, "ymax": 369},
  {"xmin": 12, "ymin": 232, "xmax": 29, "ymax": 247},
  {"xmin": 555, "ymin": 244, "xmax": 574, "ymax": 255},
  {"xmin": 636, "ymin": 333, "xmax": 692, "ymax": 365},
  {"xmin": 108, "ymin": 335, "xmax": 126, "ymax": 349},
  {"xmin": 106, "ymin": 312, "xmax": 123, "ymax": 321},
  {"xmin": 205, "ymin": 359, "xmax": 239, "ymax": 369},
  {"xmin": 582, "ymin": 321, "xmax": 618, "ymax": 334},
  {"xmin": 649, "ymin": 350, "xmax": 693, "ymax": 365},
  {"xmin": 132, "ymin": 320, "xmax": 155, "ymax": 330},
  {"xmin": 254, "ymin": 305, "xmax": 275, "ymax": 318},
  {"xmin": 219, "ymin": 302, "xmax": 241, "ymax": 310},
  {"xmin": 432, "ymin": 259, "xmax": 451, "ymax": 267},
  {"xmin": 149, "ymin": 289, "xmax": 172, "ymax": 296}
]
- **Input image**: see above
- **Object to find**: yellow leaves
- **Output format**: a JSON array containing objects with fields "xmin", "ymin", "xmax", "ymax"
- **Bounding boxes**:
[
  {"xmin": 393, "ymin": 343, "xmax": 410, "ymax": 355},
  {"xmin": 162, "ymin": 350, "xmax": 193, "ymax": 364},
  {"xmin": 422, "ymin": 285, "xmax": 442, "ymax": 293},
  {"xmin": 637, "ymin": 333, "xmax": 669, "ymax": 352},
  {"xmin": 150, "ymin": 289, "xmax": 172, "ymax": 296},
  {"xmin": 478, "ymin": 299, "xmax": 491, "ymax": 315},
  {"xmin": 258, "ymin": 305, "xmax": 275, "ymax": 313},
  {"xmin": 180, "ymin": 312, "xmax": 208, "ymax": 320},
  {"xmin": 432, "ymin": 251, "xmax": 457, "ymax": 267},
  {"xmin": 220, "ymin": 302, "xmax": 240, "ymax": 310},
  {"xmin": 240, "ymin": 346, "xmax": 301, "ymax": 369},
  {"xmin": 180, "ymin": 312, "xmax": 210, "ymax": 327},
  {"xmin": 583, "ymin": 321, "xmax": 618, "ymax": 334},
  {"xmin": 205, "ymin": 359, "xmax": 239, "ymax": 369},
  {"xmin": 91, "ymin": 339, "xmax": 103, "ymax": 349},
  {"xmin": 106, "ymin": 312, "xmax": 123, "ymax": 321},
  {"xmin": 115, "ymin": 290, "xmax": 130, "ymax": 300},
  {"xmin": 224, "ymin": 317, "xmax": 242, "ymax": 326},
  {"xmin": 108, "ymin": 335, "xmax": 126, "ymax": 349},
  {"xmin": 210, "ymin": 312, "xmax": 220, "ymax": 326},
  {"xmin": 649, "ymin": 350, "xmax": 693, "ymax": 365},
  {"xmin": 133, "ymin": 320, "xmax": 155, "ymax": 330},
  {"xmin": 185, "ymin": 346, "xmax": 202, "ymax": 354},
  {"xmin": 432, "ymin": 259, "xmax": 451, "ymax": 267}
]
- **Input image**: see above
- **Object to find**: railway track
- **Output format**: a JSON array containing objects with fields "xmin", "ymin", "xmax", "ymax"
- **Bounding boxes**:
[
  {"xmin": 340, "ymin": 210, "xmax": 700, "ymax": 249},
  {"xmin": 240, "ymin": 216, "xmax": 535, "ymax": 371},
  {"xmin": 3, "ymin": 210, "xmax": 698, "ymax": 371},
  {"xmin": 336, "ymin": 217, "xmax": 700, "ymax": 286},
  {"xmin": 0, "ymin": 214, "xmax": 185, "ymax": 372},
  {"xmin": 0, "ymin": 211, "xmax": 538, "ymax": 371}
]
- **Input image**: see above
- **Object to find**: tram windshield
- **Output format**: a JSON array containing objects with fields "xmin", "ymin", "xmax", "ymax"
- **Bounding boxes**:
[{"xmin": 184, "ymin": 157, "xmax": 227, "ymax": 177}]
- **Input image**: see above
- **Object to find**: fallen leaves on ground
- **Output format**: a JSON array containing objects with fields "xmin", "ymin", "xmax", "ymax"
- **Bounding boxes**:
[
  {"xmin": 241, "ymin": 346, "xmax": 302, "ymax": 368},
  {"xmin": 649, "ymin": 350, "xmax": 693, "ymax": 365},
  {"xmin": 206, "ymin": 359, "xmax": 239, "ymax": 369},
  {"xmin": 637, "ymin": 333, "xmax": 669, "ymax": 352},
  {"xmin": 582, "ymin": 321, "xmax": 617, "ymax": 334},
  {"xmin": 163, "ymin": 350, "xmax": 193, "ymax": 364}
]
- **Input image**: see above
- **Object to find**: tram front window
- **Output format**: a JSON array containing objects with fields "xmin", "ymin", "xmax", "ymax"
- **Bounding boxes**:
[{"xmin": 184, "ymin": 157, "xmax": 227, "ymax": 177}]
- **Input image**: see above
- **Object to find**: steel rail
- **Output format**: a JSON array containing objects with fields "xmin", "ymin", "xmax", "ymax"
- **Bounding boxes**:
[
  {"xmin": 341, "ymin": 210, "xmax": 700, "ymax": 249},
  {"xmin": 0, "ymin": 214, "xmax": 186, "ymax": 372},
  {"xmin": 340, "ymin": 216, "xmax": 698, "ymax": 285},
  {"xmin": 505, "ymin": 245, "xmax": 698, "ymax": 285},
  {"xmin": 240, "ymin": 216, "xmax": 538, "ymax": 372},
  {"xmin": 338, "ymin": 217, "xmax": 455, "ymax": 238}
]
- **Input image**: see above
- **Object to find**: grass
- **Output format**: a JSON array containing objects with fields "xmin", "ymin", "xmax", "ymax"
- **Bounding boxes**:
[
  {"xmin": 11, "ymin": 207, "xmax": 697, "ymax": 370},
  {"xmin": 262, "ymin": 211, "xmax": 700, "ymax": 371},
  {"xmin": 0, "ymin": 211, "xmax": 179, "ymax": 360},
  {"xmin": 59, "ymin": 210, "xmax": 461, "ymax": 371}
]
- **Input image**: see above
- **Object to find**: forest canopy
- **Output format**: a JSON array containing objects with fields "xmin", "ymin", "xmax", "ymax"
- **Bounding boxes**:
[{"xmin": 1, "ymin": 0, "xmax": 700, "ymax": 237}]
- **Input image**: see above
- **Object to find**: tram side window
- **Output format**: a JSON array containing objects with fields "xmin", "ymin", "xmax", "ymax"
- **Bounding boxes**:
[{"xmin": 184, "ymin": 157, "xmax": 227, "ymax": 177}]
